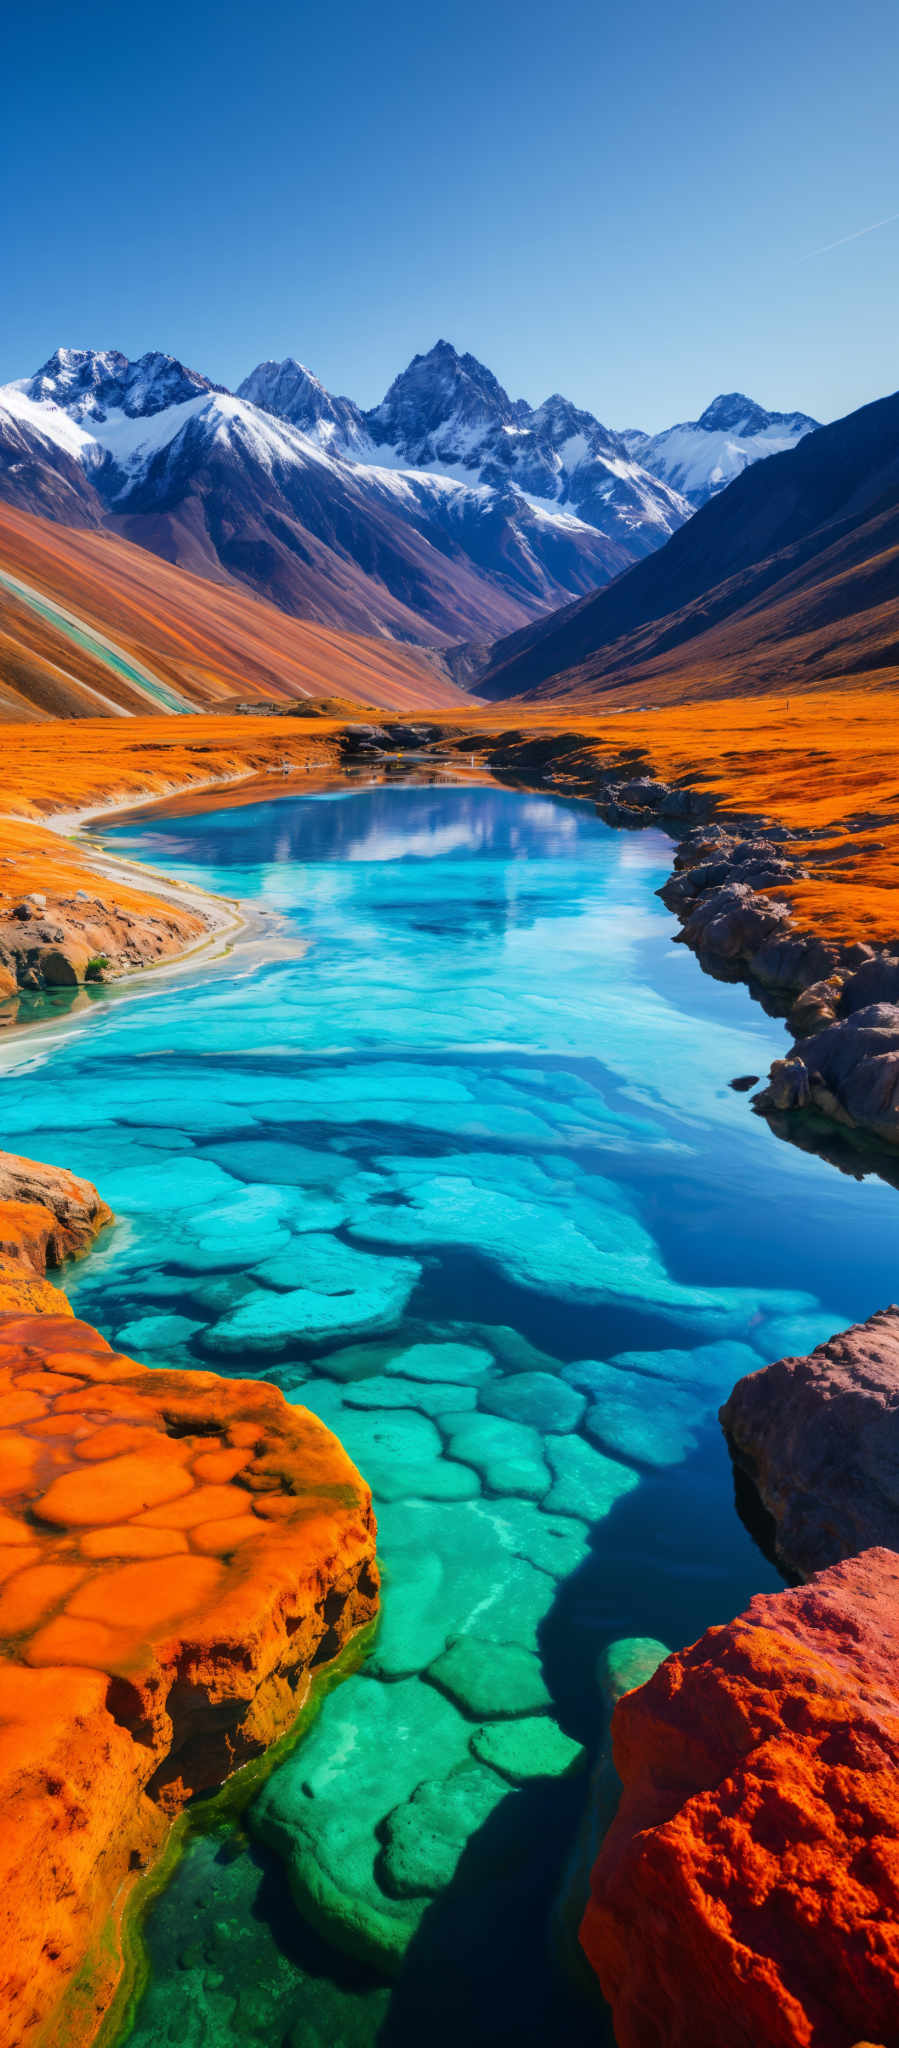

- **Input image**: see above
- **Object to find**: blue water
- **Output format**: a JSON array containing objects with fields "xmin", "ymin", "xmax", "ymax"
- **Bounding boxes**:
[{"xmin": 2, "ymin": 780, "xmax": 896, "ymax": 2047}]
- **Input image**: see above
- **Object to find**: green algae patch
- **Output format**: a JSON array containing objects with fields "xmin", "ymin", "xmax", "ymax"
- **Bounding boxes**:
[{"xmin": 100, "ymin": 1617, "xmax": 379, "ymax": 2048}]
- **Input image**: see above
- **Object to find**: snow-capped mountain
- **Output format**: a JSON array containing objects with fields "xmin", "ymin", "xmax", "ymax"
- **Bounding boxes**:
[
  {"xmin": 244, "ymin": 340, "xmax": 691, "ymax": 562},
  {"xmin": 622, "ymin": 392, "xmax": 820, "ymax": 508},
  {"xmin": 0, "ymin": 344, "xmax": 821, "ymax": 658},
  {"xmin": 237, "ymin": 358, "xmax": 368, "ymax": 454},
  {"xmin": 0, "ymin": 347, "xmax": 632, "ymax": 646},
  {"xmin": 17, "ymin": 345, "xmax": 223, "ymax": 418}
]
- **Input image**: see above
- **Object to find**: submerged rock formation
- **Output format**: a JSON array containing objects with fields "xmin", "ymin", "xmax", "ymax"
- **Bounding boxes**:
[
  {"xmin": 0, "ymin": 1308, "xmax": 378, "ymax": 2048},
  {"xmin": 720, "ymin": 1306, "xmax": 899, "ymax": 1578},
  {"xmin": 580, "ymin": 1549, "xmax": 899, "ymax": 2048}
]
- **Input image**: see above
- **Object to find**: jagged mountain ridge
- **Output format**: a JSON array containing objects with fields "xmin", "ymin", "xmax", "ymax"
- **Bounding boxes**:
[
  {"xmin": 0, "ymin": 346, "xmax": 642, "ymax": 647},
  {"xmin": 0, "ymin": 342, "xmax": 820, "ymax": 657},
  {"xmin": 239, "ymin": 339, "xmax": 691, "ymax": 559},
  {"xmin": 622, "ymin": 391, "xmax": 819, "ymax": 507}
]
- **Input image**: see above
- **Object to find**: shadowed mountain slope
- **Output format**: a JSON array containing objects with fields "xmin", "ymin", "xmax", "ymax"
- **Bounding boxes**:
[{"xmin": 475, "ymin": 390, "xmax": 899, "ymax": 705}]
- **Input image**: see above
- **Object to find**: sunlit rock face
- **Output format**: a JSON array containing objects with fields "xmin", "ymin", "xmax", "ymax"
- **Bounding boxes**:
[
  {"xmin": 2, "ymin": 782, "xmax": 895, "ymax": 2044},
  {"xmin": 580, "ymin": 1549, "xmax": 899, "ymax": 2048}
]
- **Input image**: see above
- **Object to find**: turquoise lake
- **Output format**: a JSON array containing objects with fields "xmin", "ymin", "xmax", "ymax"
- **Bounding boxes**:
[{"xmin": 2, "ymin": 777, "xmax": 897, "ymax": 2047}]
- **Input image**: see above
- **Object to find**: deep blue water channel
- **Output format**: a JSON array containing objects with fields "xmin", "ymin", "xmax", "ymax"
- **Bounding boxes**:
[{"xmin": 2, "ymin": 778, "xmax": 897, "ymax": 2048}]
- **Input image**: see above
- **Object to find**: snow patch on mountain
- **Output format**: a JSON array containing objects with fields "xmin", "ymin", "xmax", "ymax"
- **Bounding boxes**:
[
  {"xmin": 631, "ymin": 392, "xmax": 820, "ymax": 507},
  {"xmin": 237, "ymin": 357, "xmax": 368, "ymax": 454},
  {"xmin": 241, "ymin": 340, "xmax": 692, "ymax": 557}
]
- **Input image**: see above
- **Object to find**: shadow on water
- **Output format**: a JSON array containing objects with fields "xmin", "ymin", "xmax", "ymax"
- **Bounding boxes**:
[
  {"xmin": 375, "ymin": 1424, "xmax": 781, "ymax": 2048},
  {"xmin": 374, "ymin": 1771, "xmax": 608, "ymax": 2048}
]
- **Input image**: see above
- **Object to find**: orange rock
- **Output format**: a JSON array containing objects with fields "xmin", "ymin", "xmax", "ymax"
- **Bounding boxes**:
[
  {"xmin": 36, "ymin": 1447, "xmax": 195, "ymax": 1526},
  {"xmin": 72, "ymin": 1420, "xmax": 166, "ymax": 1459},
  {"xmin": 66, "ymin": 1552, "xmax": 224, "ymax": 1631},
  {"xmin": 0, "ymin": 1306, "xmax": 379, "ymax": 2048},
  {"xmin": 192, "ymin": 1445, "xmax": 253, "ymax": 1482},
  {"xmin": 0, "ymin": 1559, "xmax": 87, "ymax": 1634},
  {"xmin": 0, "ymin": 1257, "xmax": 73, "ymax": 1317},
  {"xmin": 191, "ymin": 1513, "xmax": 262, "ymax": 1554},
  {"xmin": 0, "ymin": 1152, "xmax": 112, "ymax": 1269},
  {"xmin": 79, "ymin": 1524, "xmax": 190, "ymax": 1560},
  {"xmin": 581, "ymin": 1549, "xmax": 899, "ymax": 2048},
  {"xmin": 134, "ymin": 1479, "xmax": 253, "ymax": 1528}
]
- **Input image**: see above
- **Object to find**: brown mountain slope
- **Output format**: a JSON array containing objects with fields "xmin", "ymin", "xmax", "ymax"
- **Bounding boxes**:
[
  {"xmin": 476, "ymin": 389, "xmax": 899, "ymax": 706},
  {"xmin": 0, "ymin": 503, "xmax": 473, "ymax": 720}
]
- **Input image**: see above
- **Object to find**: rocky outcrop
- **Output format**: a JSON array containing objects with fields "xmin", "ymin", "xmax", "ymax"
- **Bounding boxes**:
[
  {"xmin": 0, "ymin": 1147, "xmax": 112, "ymax": 1321},
  {"xmin": 0, "ymin": 881, "xmax": 208, "ymax": 1000},
  {"xmin": 720, "ymin": 1306, "xmax": 899, "ymax": 1579},
  {"xmin": 0, "ymin": 1148, "xmax": 113, "ymax": 1269},
  {"xmin": 580, "ymin": 1549, "xmax": 899, "ymax": 2048},
  {"xmin": 0, "ymin": 1307, "xmax": 379, "ymax": 2048}
]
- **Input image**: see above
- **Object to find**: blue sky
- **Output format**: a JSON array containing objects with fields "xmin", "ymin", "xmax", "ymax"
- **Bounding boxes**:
[{"xmin": 5, "ymin": 0, "xmax": 898, "ymax": 429}]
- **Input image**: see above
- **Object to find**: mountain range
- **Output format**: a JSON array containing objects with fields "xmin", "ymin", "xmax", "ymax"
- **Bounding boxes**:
[
  {"xmin": 0, "ymin": 342, "xmax": 815, "ymax": 656},
  {"xmin": 476, "ymin": 387, "xmax": 899, "ymax": 706}
]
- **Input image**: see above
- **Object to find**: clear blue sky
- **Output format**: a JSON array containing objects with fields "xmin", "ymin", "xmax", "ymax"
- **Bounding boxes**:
[{"xmin": 5, "ymin": 0, "xmax": 898, "ymax": 429}]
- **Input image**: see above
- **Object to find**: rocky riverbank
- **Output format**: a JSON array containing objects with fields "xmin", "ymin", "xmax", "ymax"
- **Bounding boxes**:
[
  {"xmin": 432, "ymin": 724, "xmax": 899, "ymax": 1163},
  {"xmin": 0, "ymin": 1155, "xmax": 379, "ymax": 2048},
  {"xmin": 0, "ymin": 716, "xmax": 355, "ymax": 1013}
]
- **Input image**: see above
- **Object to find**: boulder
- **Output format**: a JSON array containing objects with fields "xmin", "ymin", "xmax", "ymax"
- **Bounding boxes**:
[
  {"xmin": 789, "ymin": 975, "xmax": 844, "ymax": 1036},
  {"xmin": 680, "ymin": 882, "xmax": 790, "ymax": 961},
  {"xmin": 581, "ymin": 1550, "xmax": 899, "ymax": 2048},
  {"xmin": 842, "ymin": 955, "xmax": 899, "ymax": 1015},
  {"xmin": 764, "ymin": 1056, "xmax": 811, "ymax": 1111},
  {"xmin": 0, "ymin": 1150, "xmax": 112, "ymax": 1270},
  {"xmin": 37, "ymin": 940, "xmax": 94, "ymax": 986},
  {"xmin": 720, "ymin": 1305, "xmax": 899, "ymax": 1578},
  {"xmin": 791, "ymin": 1006, "xmax": 899, "ymax": 1141}
]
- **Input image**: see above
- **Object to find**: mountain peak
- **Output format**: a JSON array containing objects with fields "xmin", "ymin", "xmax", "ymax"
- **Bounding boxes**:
[
  {"xmin": 696, "ymin": 391, "xmax": 819, "ymax": 436},
  {"xmin": 368, "ymin": 342, "xmax": 526, "ymax": 458},
  {"xmin": 25, "ymin": 347, "xmax": 220, "ymax": 420},
  {"xmin": 236, "ymin": 357, "xmax": 365, "ymax": 447},
  {"xmin": 697, "ymin": 392, "xmax": 773, "ymax": 435},
  {"xmin": 632, "ymin": 393, "xmax": 821, "ymax": 507}
]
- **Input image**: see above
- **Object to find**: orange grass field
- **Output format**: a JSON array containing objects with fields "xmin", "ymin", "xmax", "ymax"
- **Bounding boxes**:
[{"xmin": 0, "ymin": 692, "xmax": 898, "ymax": 947}]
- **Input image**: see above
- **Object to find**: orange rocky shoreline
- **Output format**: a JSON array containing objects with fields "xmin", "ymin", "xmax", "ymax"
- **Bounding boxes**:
[{"xmin": 0, "ymin": 1156, "xmax": 379, "ymax": 2048}]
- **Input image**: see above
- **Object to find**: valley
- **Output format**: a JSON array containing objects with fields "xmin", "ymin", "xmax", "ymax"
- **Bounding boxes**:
[{"xmin": 0, "ymin": 346, "xmax": 896, "ymax": 2048}]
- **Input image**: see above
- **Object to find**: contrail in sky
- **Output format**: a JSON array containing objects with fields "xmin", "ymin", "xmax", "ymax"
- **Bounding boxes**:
[{"xmin": 801, "ymin": 209, "xmax": 899, "ymax": 259}]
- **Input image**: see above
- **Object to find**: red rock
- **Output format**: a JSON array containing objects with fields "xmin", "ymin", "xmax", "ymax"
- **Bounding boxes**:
[
  {"xmin": 580, "ymin": 1549, "xmax": 899, "ymax": 2048},
  {"xmin": 0, "ymin": 1309, "xmax": 379, "ymax": 2048}
]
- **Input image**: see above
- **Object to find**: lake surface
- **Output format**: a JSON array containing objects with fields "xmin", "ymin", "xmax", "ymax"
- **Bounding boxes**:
[{"xmin": 3, "ymin": 779, "xmax": 897, "ymax": 2047}]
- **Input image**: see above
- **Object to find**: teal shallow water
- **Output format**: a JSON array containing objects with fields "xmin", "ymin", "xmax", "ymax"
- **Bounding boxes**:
[{"xmin": 2, "ymin": 781, "xmax": 896, "ymax": 2045}]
